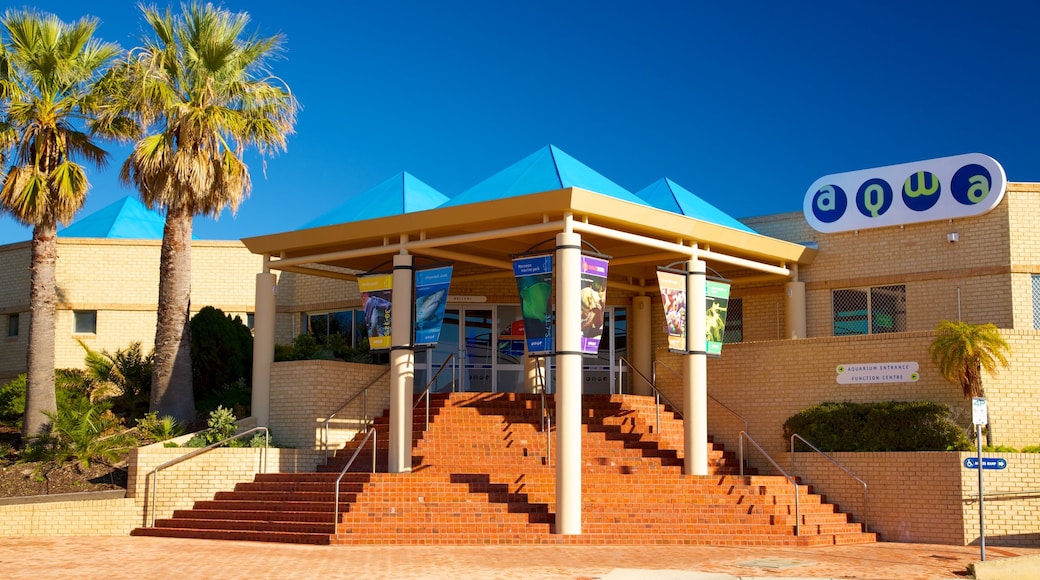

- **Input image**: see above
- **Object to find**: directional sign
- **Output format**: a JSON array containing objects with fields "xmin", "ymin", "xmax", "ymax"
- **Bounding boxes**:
[{"xmin": 964, "ymin": 457, "xmax": 1008, "ymax": 470}]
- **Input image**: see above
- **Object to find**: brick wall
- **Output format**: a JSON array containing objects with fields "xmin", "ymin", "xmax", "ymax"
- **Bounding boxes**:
[
  {"xmin": 791, "ymin": 452, "xmax": 1040, "ymax": 547},
  {"xmin": 0, "ymin": 495, "xmax": 139, "ymax": 537},
  {"xmin": 269, "ymin": 360, "xmax": 391, "ymax": 450},
  {"xmin": 125, "ymin": 442, "xmax": 326, "ymax": 526}
]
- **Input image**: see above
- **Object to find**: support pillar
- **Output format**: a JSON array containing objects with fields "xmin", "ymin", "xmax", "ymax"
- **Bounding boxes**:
[
  {"xmin": 630, "ymin": 295, "xmax": 652, "ymax": 396},
  {"xmin": 683, "ymin": 258, "xmax": 708, "ymax": 476},
  {"xmin": 555, "ymin": 231, "xmax": 582, "ymax": 535},
  {"xmin": 388, "ymin": 253, "xmax": 414, "ymax": 473},
  {"xmin": 250, "ymin": 271, "xmax": 276, "ymax": 428},
  {"xmin": 785, "ymin": 281, "xmax": 806, "ymax": 339}
]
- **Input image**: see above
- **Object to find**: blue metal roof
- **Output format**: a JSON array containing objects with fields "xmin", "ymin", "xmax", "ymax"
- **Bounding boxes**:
[
  {"xmin": 299, "ymin": 172, "xmax": 448, "ymax": 229},
  {"xmin": 636, "ymin": 178, "xmax": 756, "ymax": 233},
  {"xmin": 59, "ymin": 196, "xmax": 168, "ymax": 239},
  {"xmin": 439, "ymin": 145, "xmax": 649, "ymax": 208}
]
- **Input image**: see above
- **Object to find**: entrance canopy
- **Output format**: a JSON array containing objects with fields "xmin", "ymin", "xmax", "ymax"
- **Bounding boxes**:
[{"xmin": 243, "ymin": 186, "xmax": 814, "ymax": 287}]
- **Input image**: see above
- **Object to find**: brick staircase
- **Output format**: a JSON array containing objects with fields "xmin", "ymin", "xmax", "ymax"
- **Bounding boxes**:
[{"xmin": 133, "ymin": 392, "xmax": 875, "ymax": 546}]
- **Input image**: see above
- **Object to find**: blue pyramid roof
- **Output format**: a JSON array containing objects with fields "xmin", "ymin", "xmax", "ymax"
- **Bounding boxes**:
[
  {"xmin": 440, "ymin": 145, "xmax": 649, "ymax": 208},
  {"xmin": 636, "ymin": 178, "xmax": 756, "ymax": 233},
  {"xmin": 59, "ymin": 196, "xmax": 168, "ymax": 239},
  {"xmin": 300, "ymin": 172, "xmax": 448, "ymax": 229}
]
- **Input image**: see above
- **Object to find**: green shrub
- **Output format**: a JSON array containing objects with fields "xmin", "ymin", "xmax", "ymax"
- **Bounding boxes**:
[
  {"xmin": 0, "ymin": 375, "xmax": 26, "ymax": 426},
  {"xmin": 784, "ymin": 401, "xmax": 972, "ymax": 452},
  {"xmin": 983, "ymin": 445, "xmax": 1019, "ymax": 453},
  {"xmin": 1021, "ymin": 445, "xmax": 1040, "ymax": 453},
  {"xmin": 274, "ymin": 333, "xmax": 374, "ymax": 363},
  {"xmin": 21, "ymin": 397, "xmax": 135, "ymax": 468},
  {"xmin": 136, "ymin": 412, "xmax": 185, "ymax": 442},
  {"xmin": 191, "ymin": 306, "xmax": 253, "ymax": 404}
]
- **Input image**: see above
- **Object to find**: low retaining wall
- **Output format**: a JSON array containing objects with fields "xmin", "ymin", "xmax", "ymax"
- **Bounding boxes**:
[
  {"xmin": 790, "ymin": 452, "xmax": 1040, "ymax": 547},
  {"xmin": 0, "ymin": 493, "xmax": 138, "ymax": 537}
]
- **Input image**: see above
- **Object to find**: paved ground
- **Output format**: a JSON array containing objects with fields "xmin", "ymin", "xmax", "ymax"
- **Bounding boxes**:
[{"xmin": 2, "ymin": 536, "xmax": 1040, "ymax": 579}]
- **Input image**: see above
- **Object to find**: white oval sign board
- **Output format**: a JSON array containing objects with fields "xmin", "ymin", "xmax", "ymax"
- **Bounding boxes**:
[{"xmin": 803, "ymin": 153, "xmax": 1007, "ymax": 233}]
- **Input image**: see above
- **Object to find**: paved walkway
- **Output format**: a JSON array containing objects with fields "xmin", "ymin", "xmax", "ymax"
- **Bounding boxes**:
[{"xmin": 2, "ymin": 536, "xmax": 1039, "ymax": 579}]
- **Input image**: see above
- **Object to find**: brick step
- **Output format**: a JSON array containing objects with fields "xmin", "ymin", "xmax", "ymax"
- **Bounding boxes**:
[
  {"xmin": 154, "ymin": 517, "xmax": 335, "ymax": 535},
  {"xmin": 172, "ymin": 508, "xmax": 334, "ymax": 524},
  {"xmin": 327, "ymin": 531, "xmax": 870, "ymax": 546},
  {"xmin": 212, "ymin": 490, "xmax": 357, "ymax": 503},
  {"xmin": 191, "ymin": 499, "xmax": 334, "ymax": 513},
  {"xmin": 131, "ymin": 526, "xmax": 332, "ymax": 545}
]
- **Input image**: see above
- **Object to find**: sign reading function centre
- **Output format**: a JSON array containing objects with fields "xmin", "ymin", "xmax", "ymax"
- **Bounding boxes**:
[{"xmin": 803, "ymin": 153, "xmax": 1007, "ymax": 233}]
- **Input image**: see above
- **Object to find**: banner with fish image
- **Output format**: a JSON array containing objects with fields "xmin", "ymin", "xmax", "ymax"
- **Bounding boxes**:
[
  {"xmin": 414, "ymin": 265, "xmax": 453, "ymax": 347},
  {"xmin": 579, "ymin": 256, "xmax": 608, "ymax": 354},
  {"xmin": 657, "ymin": 269, "xmax": 687, "ymax": 352},
  {"xmin": 359, "ymin": 273, "xmax": 393, "ymax": 350},
  {"xmin": 705, "ymin": 279, "xmax": 731, "ymax": 357},
  {"xmin": 513, "ymin": 255, "xmax": 554, "ymax": 355}
]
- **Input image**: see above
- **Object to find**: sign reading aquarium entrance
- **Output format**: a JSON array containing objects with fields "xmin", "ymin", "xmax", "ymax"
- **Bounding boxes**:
[{"xmin": 803, "ymin": 153, "xmax": 1007, "ymax": 233}]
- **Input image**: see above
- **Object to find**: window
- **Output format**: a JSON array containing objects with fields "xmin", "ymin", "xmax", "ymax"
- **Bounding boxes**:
[
  {"xmin": 1033, "ymin": 275, "xmax": 1040, "ymax": 330},
  {"xmin": 73, "ymin": 310, "xmax": 97, "ymax": 334},
  {"xmin": 6, "ymin": 313, "xmax": 18, "ymax": 337},
  {"xmin": 723, "ymin": 298, "xmax": 743, "ymax": 343},
  {"xmin": 306, "ymin": 309, "xmax": 366, "ymax": 347},
  {"xmin": 246, "ymin": 312, "xmax": 255, "ymax": 330},
  {"xmin": 832, "ymin": 285, "xmax": 905, "ymax": 336}
]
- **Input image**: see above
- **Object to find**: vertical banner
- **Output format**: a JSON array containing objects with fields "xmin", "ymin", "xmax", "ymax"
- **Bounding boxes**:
[
  {"xmin": 359, "ymin": 273, "xmax": 393, "ymax": 350},
  {"xmin": 513, "ymin": 255, "xmax": 554, "ymax": 355},
  {"xmin": 657, "ymin": 269, "xmax": 687, "ymax": 352},
  {"xmin": 705, "ymin": 279, "xmax": 731, "ymax": 357},
  {"xmin": 414, "ymin": 265, "xmax": 453, "ymax": 347},
  {"xmin": 579, "ymin": 256, "xmax": 609, "ymax": 354}
]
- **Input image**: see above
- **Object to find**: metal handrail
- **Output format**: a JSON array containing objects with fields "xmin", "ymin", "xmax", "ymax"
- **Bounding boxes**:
[
  {"xmin": 533, "ymin": 356, "xmax": 551, "ymax": 466},
  {"xmin": 739, "ymin": 430, "xmax": 800, "ymax": 536},
  {"xmin": 967, "ymin": 489, "xmax": 1040, "ymax": 500},
  {"xmin": 413, "ymin": 354, "xmax": 456, "ymax": 432},
  {"xmin": 333, "ymin": 427, "xmax": 377, "ymax": 536},
  {"xmin": 321, "ymin": 368, "xmax": 390, "ymax": 460},
  {"xmin": 147, "ymin": 426, "xmax": 269, "ymax": 527},
  {"xmin": 790, "ymin": 433, "xmax": 869, "ymax": 533},
  {"xmin": 617, "ymin": 356, "xmax": 681, "ymax": 434},
  {"xmin": 653, "ymin": 359, "xmax": 749, "ymax": 435}
]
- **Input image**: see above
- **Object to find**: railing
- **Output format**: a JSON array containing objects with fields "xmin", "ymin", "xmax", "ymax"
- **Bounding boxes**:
[
  {"xmin": 533, "ymin": 356, "xmax": 551, "ymax": 466},
  {"xmin": 146, "ymin": 427, "xmax": 269, "ymax": 527},
  {"xmin": 333, "ymin": 427, "xmax": 377, "ymax": 537},
  {"xmin": 790, "ymin": 433, "xmax": 869, "ymax": 533},
  {"xmin": 321, "ymin": 368, "xmax": 390, "ymax": 460},
  {"xmin": 739, "ymin": 430, "xmax": 800, "ymax": 536},
  {"xmin": 967, "ymin": 489, "xmax": 1040, "ymax": 500},
  {"xmin": 617, "ymin": 357, "xmax": 682, "ymax": 434},
  {"xmin": 413, "ymin": 354, "xmax": 456, "ymax": 432},
  {"xmin": 650, "ymin": 359, "xmax": 750, "ymax": 438}
]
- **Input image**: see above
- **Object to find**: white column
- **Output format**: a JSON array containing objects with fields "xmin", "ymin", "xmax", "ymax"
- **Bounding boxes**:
[
  {"xmin": 250, "ymin": 271, "xmax": 276, "ymax": 428},
  {"xmin": 388, "ymin": 253, "xmax": 415, "ymax": 473},
  {"xmin": 555, "ymin": 231, "xmax": 582, "ymax": 535},
  {"xmin": 630, "ymin": 295, "xmax": 652, "ymax": 396},
  {"xmin": 683, "ymin": 259, "xmax": 708, "ymax": 476}
]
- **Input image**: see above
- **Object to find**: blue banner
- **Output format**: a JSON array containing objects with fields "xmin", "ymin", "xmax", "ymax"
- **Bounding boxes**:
[
  {"xmin": 414, "ymin": 265, "xmax": 453, "ymax": 347},
  {"xmin": 513, "ymin": 255, "xmax": 553, "ymax": 355}
]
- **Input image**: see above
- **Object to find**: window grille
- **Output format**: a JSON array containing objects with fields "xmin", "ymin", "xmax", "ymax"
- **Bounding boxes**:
[
  {"xmin": 723, "ymin": 298, "xmax": 743, "ymax": 343},
  {"xmin": 832, "ymin": 285, "xmax": 905, "ymax": 336},
  {"xmin": 1032, "ymin": 275, "xmax": 1040, "ymax": 330}
]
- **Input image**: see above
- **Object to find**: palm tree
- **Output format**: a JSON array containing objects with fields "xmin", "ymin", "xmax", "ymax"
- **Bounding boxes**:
[
  {"xmin": 94, "ymin": 3, "xmax": 297, "ymax": 422},
  {"xmin": 0, "ymin": 10, "xmax": 120, "ymax": 438},
  {"xmin": 928, "ymin": 320, "xmax": 1010, "ymax": 445}
]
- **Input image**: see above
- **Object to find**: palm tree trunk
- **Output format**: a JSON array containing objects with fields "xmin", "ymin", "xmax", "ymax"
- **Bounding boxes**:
[
  {"xmin": 150, "ymin": 206, "xmax": 196, "ymax": 423},
  {"xmin": 22, "ymin": 222, "xmax": 58, "ymax": 438}
]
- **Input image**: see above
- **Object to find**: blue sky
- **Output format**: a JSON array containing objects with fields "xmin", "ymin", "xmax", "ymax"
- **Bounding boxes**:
[{"xmin": 2, "ymin": 1, "xmax": 1039, "ymax": 244}]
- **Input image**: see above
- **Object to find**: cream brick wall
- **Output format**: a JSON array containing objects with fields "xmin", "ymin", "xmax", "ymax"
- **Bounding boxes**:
[
  {"xmin": 791, "ymin": 452, "xmax": 1040, "ymax": 547},
  {"xmin": 655, "ymin": 330, "xmax": 1040, "ymax": 462},
  {"xmin": 0, "ymin": 496, "xmax": 139, "ymax": 537},
  {"xmin": 0, "ymin": 238, "xmax": 263, "ymax": 377},
  {"xmin": 269, "ymin": 360, "xmax": 391, "ymax": 451}
]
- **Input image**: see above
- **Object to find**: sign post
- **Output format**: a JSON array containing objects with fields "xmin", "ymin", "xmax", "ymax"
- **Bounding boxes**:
[{"xmin": 972, "ymin": 397, "xmax": 988, "ymax": 561}]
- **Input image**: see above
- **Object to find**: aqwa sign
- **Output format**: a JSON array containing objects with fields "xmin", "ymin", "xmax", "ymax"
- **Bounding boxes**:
[{"xmin": 803, "ymin": 153, "xmax": 1007, "ymax": 233}]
